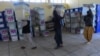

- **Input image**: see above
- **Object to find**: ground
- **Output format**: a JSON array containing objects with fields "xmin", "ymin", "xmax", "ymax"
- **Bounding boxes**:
[{"xmin": 0, "ymin": 32, "xmax": 100, "ymax": 56}]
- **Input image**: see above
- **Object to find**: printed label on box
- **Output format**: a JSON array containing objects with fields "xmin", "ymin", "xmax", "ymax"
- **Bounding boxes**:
[
  {"xmin": 5, "ymin": 9, "xmax": 13, "ymax": 16},
  {"xmin": 40, "ymin": 20, "xmax": 45, "ymax": 25},
  {"xmin": 2, "ymin": 35, "xmax": 9, "ymax": 41},
  {"xmin": 6, "ymin": 16, "xmax": 14, "ymax": 22},
  {"xmin": 0, "ymin": 29, "xmax": 8, "ymax": 35},
  {"xmin": 10, "ymin": 29, "xmax": 17, "ymax": 35}
]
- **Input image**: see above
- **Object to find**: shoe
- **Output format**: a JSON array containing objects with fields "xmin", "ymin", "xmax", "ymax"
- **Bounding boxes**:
[
  {"xmin": 54, "ymin": 46, "xmax": 61, "ymax": 49},
  {"xmin": 21, "ymin": 46, "xmax": 26, "ymax": 49},
  {"xmin": 60, "ymin": 44, "xmax": 63, "ymax": 47},
  {"xmin": 87, "ymin": 42, "xmax": 91, "ymax": 44},
  {"xmin": 31, "ymin": 47, "xmax": 37, "ymax": 49}
]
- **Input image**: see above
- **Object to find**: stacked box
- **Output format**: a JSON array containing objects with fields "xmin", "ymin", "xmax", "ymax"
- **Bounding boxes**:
[
  {"xmin": 64, "ymin": 10, "xmax": 71, "ymax": 32},
  {"xmin": 35, "ymin": 8, "xmax": 46, "ymax": 36},
  {"xmin": 0, "ymin": 11, "xmax": 9, "ymax": 41},
  {"xmin": 65, "ymin": 7, "xmax": 84, "ymax": 34},
  {"xmin": 14, "ymin": 2, "xmax": 30, "ymax": 40},
  {"xmin": 5, "ymin": 9, "xmax": 18, "ymax": 41}
]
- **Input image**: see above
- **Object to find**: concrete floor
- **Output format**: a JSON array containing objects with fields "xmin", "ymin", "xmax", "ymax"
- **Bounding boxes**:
[{"xmin": 0, "ymin": 32, "xmax": 100, "ymax": 56}]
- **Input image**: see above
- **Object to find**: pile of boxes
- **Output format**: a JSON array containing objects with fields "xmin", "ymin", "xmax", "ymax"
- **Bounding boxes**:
[
  {"xmin": 0, "ymin": 11, "xmax": 9, "ymax": 41},
  {"xmin": 5, "ymin": 9, "xmax": 18, "ymax": 41}
]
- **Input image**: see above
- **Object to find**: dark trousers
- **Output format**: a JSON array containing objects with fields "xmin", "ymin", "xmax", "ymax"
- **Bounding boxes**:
[
  {"xmin": 32, "ymin": 26, "xmax": 35, "ymax": 37},
  {"xmin": 54, "ymin": 28, "xmax": 63, "ymax": 47}
]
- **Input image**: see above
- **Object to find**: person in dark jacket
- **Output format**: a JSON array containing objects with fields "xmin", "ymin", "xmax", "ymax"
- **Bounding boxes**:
[
  {"xmin": 21, "ymin": 20, "xmax": 37, "ymax": 49},
  {"xmin": 53, "ymin": 7, "xmax": 64, "ymax": 49},
  {"xmin": 83, "ymin": 8, "xmax": 94, "ymax": 44}
]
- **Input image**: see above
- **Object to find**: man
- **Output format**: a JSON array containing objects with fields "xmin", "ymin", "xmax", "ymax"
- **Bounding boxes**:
[
  {"xmin": 21, "ymin": 20, "xmax": 37, "ymax": 49},
  {"xmin": 53, "ymin": 7, "xmax": 64, "ymax": 49},
  {"xmin": 83, "ymin": 8, "xmax": 94, "ymax": 44}
]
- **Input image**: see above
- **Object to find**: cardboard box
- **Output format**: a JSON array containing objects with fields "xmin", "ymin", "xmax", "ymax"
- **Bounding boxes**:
[
  {"xmin": 0, "ymin": 29, "xmax": 8, "ymax": 35},
  {"xmin": 2, "ymin": 35, "xmax": 9, "ymax": 41},
  {"xmin": 11, "ymin": 36, "xmax": 18, "ymax": 41}
]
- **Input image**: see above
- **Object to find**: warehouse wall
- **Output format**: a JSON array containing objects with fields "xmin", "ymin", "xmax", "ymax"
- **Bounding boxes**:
[
  {"xmin": 1, "ymin": 0, "xmax": 100, "ymax": 20},
  {"xmin": 0, "ymin": 2, "xmax": 13, "ymax": 11},
  {"xmin": 29, "ymin": 3, "xmax": 54, "ymax": 21},
  {"xmin": 0, "ymin": 2, "xmax": 69, "ymax": 21},
  {"xmin": 66, "ymin": 0, "xmax": 78, "ymax": 8},
  {"xmin": 68, "ymin": 0, "xmax": 100, "ymax": 8}
]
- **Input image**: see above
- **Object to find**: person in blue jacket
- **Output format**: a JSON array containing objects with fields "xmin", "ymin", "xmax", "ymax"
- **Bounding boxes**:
[{"xmin": 53, "ymin": 6, "xmax": 64, "ymax": 49}]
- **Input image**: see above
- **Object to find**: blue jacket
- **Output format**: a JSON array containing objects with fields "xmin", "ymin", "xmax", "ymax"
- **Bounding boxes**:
[{"xmin": 53, "ymin": 10, "xmax": 63, "ymax": 29}]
